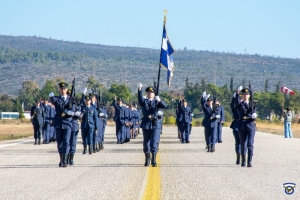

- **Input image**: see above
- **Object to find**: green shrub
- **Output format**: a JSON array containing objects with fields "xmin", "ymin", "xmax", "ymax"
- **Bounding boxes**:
[
  {"xmin": 192, "ymin": 118, "xmax": 203, "ymax": 127},
  {"xmin": 164, "ymin": 116, "xmax": 176, "ymax": 125}
]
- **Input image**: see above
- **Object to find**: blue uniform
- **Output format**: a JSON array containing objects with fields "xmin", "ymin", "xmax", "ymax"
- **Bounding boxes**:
[
  {"xmin": 216, "ymin": 105, "xmax": 225, "ymax": 142},
  {"xmin": 178, "ymin": 101, "xmax": 192, "ymax": 143},
  {"xmin": 138, "ymin": 90, "xmax": 167, "ymax": 153},
  {"xmin": 201, "ymin": 97, "xmax": 219, "ymax": 151},
  {"xmin": 50, "ymin": 95, "xmax": 74, "ymax": 154},
  {"xmin": 97, "ymin": 107, "xmax": 107, "ymax": 144},
  {"xmin": 113, "ymin": 99, "xmax": 126, "ymax": 143},
  {"xmin": 30, "ymin": 105, "xmax": 45, "ymax": 143},
  {"xmin": 236, "ymin": 99, "xmax": 256, "ymax": 156},
  {"xmin": 230, "ymin": 96, "xmax": 241, "ymax": 154},
  {"xmin": 81, "ymin": 105, "xmax": 98, "ymax": 146},
  {"xmin": 70, "ymin": 105, "xmax": 81, "ymax": 153},
  {"xmin": 124, "ymin": 107, "xmax": 131, "ymax": 142},
  {"xmin": 43, "ymin": 104, "xmax": 51, "ymax": 143},
  {"xmin": 48, "ymin": 106, "xmax": 56, "ymax": 142}
]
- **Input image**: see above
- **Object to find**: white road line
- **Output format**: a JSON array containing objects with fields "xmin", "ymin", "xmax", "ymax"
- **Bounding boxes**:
[
  {"xmin": 138, "ymin": 167, "xmax": 149, "ymax": 200},
  {"xmin": 0, "ymin": 140, "xmax": 35, "ymax": 149}
]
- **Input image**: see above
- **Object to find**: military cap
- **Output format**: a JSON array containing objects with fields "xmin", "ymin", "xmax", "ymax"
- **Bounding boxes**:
[
  {"xmin": 58, "ymin": 82, "xmax": 68, "ymax": 89},
  {"xmin": 89, "ymin": 93, "xmax": 96, "ymax": 97},
  {"xmin": 240, "ymin": 88, "xmax": 250, "ymax": 95},
  {"xmin": 35, "ymin": 100, "xmax": 40, "ymax": 103},
  {"xmin": 117, "ymin": 98, "xmax": 122, "ymax": 101},
  {"xmin": 182, "ymin": 99, "xmax": 186, "ymax": 102},
  {"xmin": 207, "ymin": 97, "xmax": 212, "ymax": 102},
  {"xmin": 145, "ymin": 86, "xmax": 155, "ymax": 93},
  {"xmin": 67, "ymin": 89, "xmax": 71, "ymax": 95},
  {"xmin": 214, "ymin": 98, "xmax": 220, "ymax": 104},
  {"xmin": 85, "ymin": 95, "xmax": 91, "ymax": 100}
]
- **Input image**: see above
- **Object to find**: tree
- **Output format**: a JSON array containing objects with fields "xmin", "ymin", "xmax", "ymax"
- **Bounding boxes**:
[
  {"xmin": 230, "ymin": 77, "xmax": 233, "ymax": 92},
  {"xmin": 264, "ymin": 79, "xmax": 269, "ymax": 93},
  {"xmin": 86, "ymin": 76, "xmax": 103, "ymax": 93}
]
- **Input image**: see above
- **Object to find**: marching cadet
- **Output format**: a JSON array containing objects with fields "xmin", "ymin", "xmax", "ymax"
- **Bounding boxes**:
[
  {"xmin": 178, "ymin": 97, "xmax": 192, "ymax": 143},
  {"xmin": 81, "ymin": 95, "xmax": 98, "ymax": 155},
  {"xmin": 49, "ymin": 102, "xmax": 56, "ymax": 142},
  {"xmin": 214, "ymin": 99, "xmax": 225, "ymax": 143},
  {"xmin": 201, "ymin": 92, "xmax": 220, "ymax": 152},
  {"xmin": 176, "ymin": 104, "xmax": 181, "ymax": 140},
  {"xmin": 124, "ymin": 104, "xmax": 132, "ymax": 143},
  {"xmin": 98, "ymin": 104, "xmax": 108, "ymax": 150},
  {"xmin": 138, "ymin": 84, "xmax": 167, "ymax": 167},
  {"xmin": 113, "ymin": 96, "xmax": 125, "ymax": 144},
  {"xmin": 230, "ymin": 86, "xmax": 243, "ymax": 165},
  {"xmin": 43, "ymin": 99, "xmax": 51, "ymax": 144},
  {"xmin": 30, "ymin": 100, "xmax": 45, "ymax": 145},
  {"xmin": 49, "ymin": 82, "xmax": 75, "ymax": 167},
  {"xmin": 68, "ymin": 99, "xmax": 82, "ymax": 165},
  {"xmin": 235, "ymin": 88, "xmax": 257, "ymax": 167}
]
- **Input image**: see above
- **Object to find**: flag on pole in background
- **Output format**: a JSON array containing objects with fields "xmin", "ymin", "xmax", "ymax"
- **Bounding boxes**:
[{"xmin": 159, "ymin": 24, "xmax": 175, "ymax": 87}]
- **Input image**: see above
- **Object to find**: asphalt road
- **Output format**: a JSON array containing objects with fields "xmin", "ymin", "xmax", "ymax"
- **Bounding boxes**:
[{"xmin": 0, "ymin": 126, "xmax": 299, "ymax": 200}]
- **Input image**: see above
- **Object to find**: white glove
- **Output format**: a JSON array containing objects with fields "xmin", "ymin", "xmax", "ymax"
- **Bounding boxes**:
[
  {"xmin": 99, "ymin": 113, "xmax": 104, "ymax": 117},
  {"xmin": 75, "ymin": 111, "xmax": 81, "ymax": 116},
  {"xmin": 138, "ymin": 83, "xmax": 142, "ymax": 88},
  {"xmin": 202, "ymin": 91, "xmax": 206, "ymax": 98},
  {"xmin": 233, "ymin": 93, "xmax": 236, "ymax": 98},
  {"xmin": 157, "ymin": 111, "xmax": 163, "ymax": 116},
  {"xmin": 206, "ymin": 94, "xmax": 210, "ymax": 99},
  {"xmin": 216, "ymin": 115, "xmax": 220, "ymax": 119},
  {"xmin": 191, "ymin": 113, "xmax": 194, "ymax": 117},
  {"xmin": 237, "ymin": 85, "xmax": 243, "ymax": 92},
  {"xmin": 251, "ymin": 113, "xmax": 258, "ymax": 119},
  {"xmin": 155, "ymin": 96, "xmax": 161, "ymax": 102},
  {"xmin": 83, "ymin": 87, "xmax": 87, "ymax": 95},
  {"xmin": 105, "ymin": 114, "xmax": 108, "ymax": 118},
  {"xmin": 49, "ymin": 92, "xmax": 54, "ymax": 97},
  {"xmin": 67, "ymin": 110, "xmax": 74, "ymax": 116}
]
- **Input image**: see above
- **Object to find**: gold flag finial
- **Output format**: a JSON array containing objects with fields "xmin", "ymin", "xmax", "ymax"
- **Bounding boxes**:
[{"xmin": 164, "ymin": 9, "xmax": 168, "ymax": 24}]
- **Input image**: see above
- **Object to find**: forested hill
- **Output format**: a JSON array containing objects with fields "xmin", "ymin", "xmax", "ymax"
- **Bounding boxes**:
[{"xmin": 0, "ymin": 34, "xmax": 300, "ymax": 95}]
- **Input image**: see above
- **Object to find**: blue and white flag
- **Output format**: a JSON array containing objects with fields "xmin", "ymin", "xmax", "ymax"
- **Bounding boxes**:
[{"xmin": 160, "ymin": 24, "xmax": 174, "ymax": 87}]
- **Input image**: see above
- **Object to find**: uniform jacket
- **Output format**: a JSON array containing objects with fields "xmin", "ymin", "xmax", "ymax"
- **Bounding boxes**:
[
  {"xmin": 236, "ymin": 95, "xmax": 257, "ymax": 131},
  {"xmin": 31, "ymin": 106, "xmax": 45, "ymax": 126},
  {"xmin": 201, "ymin": 97, "xmax": 218, "ymax": 128},
  {"xmin": 81, "ymin": 105, "xmax": 98, "ymax": 130},
  {"xmin": 178, "ymin": 101, "xmax": 192, "ymax": 123},
  {"xmin": 50, "ymin": 95, "xmax": 74, "ymax": 129},
  {"xmin": 138, "ymin": 89, "xmax": 167, "ymax": 130}
]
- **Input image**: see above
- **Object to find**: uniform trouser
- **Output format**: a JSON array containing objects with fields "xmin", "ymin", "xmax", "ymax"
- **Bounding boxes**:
[
  {"xmin": 116, "ymin": 123, "xmax": 125, "ymax": 142},
  {"xmin": 56, "ymin": 127, "xmax": 71, "ymax": 153},
  {"xmin": 180, "ymin": 122, "xmax": 190, "ymax": 142},
  {"xmin": 69, "ymin": 130, "xmax": 79, "ymax": 153},
  {"xmin": 126, "ymin": 126, "xmax": 130, "ymax": 139},
  {"xmin": 204, "ymin": 126, "xmax": 217, "ymax": 145},
  {"xmin": 43, "ymin": 123, "xmax": 50, "ymax": 142},
  {"xmin": 33, "ymin": 124, "xmax": 42, "ymax": 140},
  {"xmin": 97, "ymin": 119, "xmax": 104, "ymax": 143},
  {"xmin": 217, "ymin": 123, "xmax": 223, "ymax": 142},
  {"xmin": 232, "ymin": 129, "xmax": 241, "ymax": 154},
  {"xmin": 50, "ymin": 125, "xmax": 56, "ymax": 139},
  {"xmin": 116, "ymin": 121, "xmax": 121, "ymax": 136},
  {"xmin": 102, "ymin": 124, "xmax": 106, "ymax": 142},
  {"xmin": 142, "ymin": 127, "xmax": 161, "ymax": 153},
  {"xmin": 239, "ymin": 129, "xmax": 255, "ymax": 155},
  {"xmin": 81, "ymin": 128, "xmax": 94, "ymax": 145}
]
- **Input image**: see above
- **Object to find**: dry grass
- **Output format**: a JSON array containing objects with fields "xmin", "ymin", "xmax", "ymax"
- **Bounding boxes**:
[
  {"xmin": 0, "ymin": 124, "xmax": 33, "ymax": 141},
  {"xmin": 256, "ymin": 121, "xmax": 300, "ymax": 138}
]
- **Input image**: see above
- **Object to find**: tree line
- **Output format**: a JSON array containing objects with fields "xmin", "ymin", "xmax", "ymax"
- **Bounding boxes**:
[{"xmin": 0, "ymin": 76, "xmax": 298, "ymax": 123}]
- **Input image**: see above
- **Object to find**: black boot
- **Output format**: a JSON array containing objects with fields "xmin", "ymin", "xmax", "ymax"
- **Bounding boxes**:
[
  {"xmin": 38, "ymin": 140, "xmax": 41, "ymax": 145},
  {"xmin": 247, "ymin": 154, "xmax": 253, "ymax": 167},
  {"xmin": 93, "ymin": 144, "xmax": 96, "ymax": 153},
  {"xmin": 34, "ymin": 139, "xmax": 37, "ymax": 145},
  {"xmin": 211, "ymin": 144, "xmax": 215, "ymax": 152},
  {"xmin": 89, "ymin": 145, "xmax": 93, "ymax": 155},
  {"xmin": 236, "ymin": 153, "xmax": 241, "ymax": 165},
  {"xmin": 151, "ymin": 153, "xmax": 157, "ymax": 167},
  {"xmin": 59, "ymin": 153, "xmax": 62, "ymax": 167},
  {"xmin": 83, "ymin": 145, "xmax": 87, "ymax": 154},
  {"xmin": 61, "ymin": 153, "xmax": 68, "ymax": 167},
  {"xmin": 241, "ymin": 154, "xmax": 246, "ymax": 167},
  {"xmin": 66, "ymin": 153, "xmax": 70, "ymax": 165},
  {"xmin": 144, "ymin": 153, "xmax": 151, "ymax": 167},
  {"xmin": 100, "ymin": 142, "xmax": 104, "ymax": 150},
  {"xmin": 69, "ymin": 153, "xmax": 74, "ymax": 166},
  {"xmin": 207, "ymin": 144, "xmax": 211, "ymax": 152}
]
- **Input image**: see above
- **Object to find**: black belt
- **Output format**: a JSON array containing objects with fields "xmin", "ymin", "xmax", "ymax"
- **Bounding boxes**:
[{"xmin": 240, "ymin": 116, "xmax": 251, "ymax": 120}]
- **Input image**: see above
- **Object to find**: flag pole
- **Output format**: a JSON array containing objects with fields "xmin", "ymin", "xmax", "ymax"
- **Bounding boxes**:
[{"xmin": 156, "ymin": 10, "xmax": 168, "ymax": 96}]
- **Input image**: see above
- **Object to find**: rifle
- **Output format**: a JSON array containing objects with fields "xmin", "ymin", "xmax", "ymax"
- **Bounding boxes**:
[
  {"xmin": 249, "ymin": 81, "xmax": 254, "ymax": 114},
  {"xmin": 68, "ymin": 78, "xmax": 76, "ymax": 109}
]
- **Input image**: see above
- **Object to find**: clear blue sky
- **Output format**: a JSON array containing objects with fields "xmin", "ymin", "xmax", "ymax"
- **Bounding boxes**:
[{"xmin": 0, "ymin": 0, "xmax": 299, "ymax": 58}]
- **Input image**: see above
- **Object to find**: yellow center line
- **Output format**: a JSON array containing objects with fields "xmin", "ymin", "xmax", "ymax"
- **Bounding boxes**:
[{"xmin": 142, "ymin": 153, "xmax": 161, "ymax": 200}]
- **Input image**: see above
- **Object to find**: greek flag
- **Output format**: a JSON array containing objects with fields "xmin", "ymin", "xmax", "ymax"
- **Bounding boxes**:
[{"xmin": 159, "ymin": 24, "xmax": 174, "ymax": 87}]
